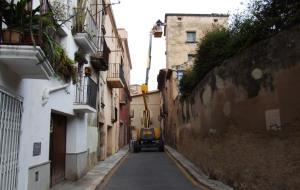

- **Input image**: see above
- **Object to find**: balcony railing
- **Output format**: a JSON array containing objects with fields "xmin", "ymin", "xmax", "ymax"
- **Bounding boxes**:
[
  {"xmin": 74, "ymin": 77, "xmax": 97, "ymax": 113},
  {"xmin": 73, "ymin": 8, "xmax": 99, "ymax": 52},
  {"xmin": 107, "ymin": 63, "xmax": 126, "ymax": 88},
  {"xmin": 90, "ymin": 37, "xmax": 110, "ymax": 71}
]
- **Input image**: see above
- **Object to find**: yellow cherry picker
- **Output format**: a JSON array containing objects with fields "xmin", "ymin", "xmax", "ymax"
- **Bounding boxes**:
[{"xmin": 132, "ymin": 20, "xmax": 165, "ymax": 152}]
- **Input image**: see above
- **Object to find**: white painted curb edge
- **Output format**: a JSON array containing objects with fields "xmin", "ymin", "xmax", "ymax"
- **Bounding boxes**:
[{"xmin": 165, "ymin": 145, "xmax": 234, "ymax": 190}]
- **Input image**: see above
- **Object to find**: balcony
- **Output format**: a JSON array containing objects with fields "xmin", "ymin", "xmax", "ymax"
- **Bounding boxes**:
[
  {"xmin": 0, "ymin": 45, "xmax": 54, "ymax": 79},
  {"xmin": 74, "ymin": 77, "xmax": 97, "ymax": 113},
  {"xmin": 73, "ymin": 9, "xmax": 98, "ymax": 53},
  {"xmin": 0, "ymin": 28, "xmax": 54, "ymax": 79},
  {"xmin": 107, "ymin": 63, "xmax": 125, "ymax": 88},
  {"xmin": 0, "ymin": 0, "xmax": 58, "ymax": 80},
  {"xmin": 90, "ymin": 38, "xmax": 110, "ymax": 71},
  {"xmin": 119, "ymin": 91, "xmax": 128, "ymax": 105}
]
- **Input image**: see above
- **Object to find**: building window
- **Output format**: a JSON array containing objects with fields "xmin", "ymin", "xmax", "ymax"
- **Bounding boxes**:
[
  {"xmin": 188, "ymin": 54, "xmax": 195, "ymax": 62},
  {"xmin": 186, "ymin": 31, "xmax": 196, "ymax": 43},
  {"xmin": 176, "ymin": 70, "xmax": 184, "ymax": 81}
]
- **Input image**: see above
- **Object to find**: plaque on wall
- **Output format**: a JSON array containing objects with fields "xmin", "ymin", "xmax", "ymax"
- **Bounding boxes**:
[{"xmin": 33, "ymin": 142, "xmax": 41, "ymax": 156}]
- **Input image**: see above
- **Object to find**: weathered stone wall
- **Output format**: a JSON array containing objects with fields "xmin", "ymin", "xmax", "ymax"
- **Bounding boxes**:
[
  {"xmin": 165, "ymin": 25, "xmax": 300, "ymax": 190},
  {"xmin": 165, "ymin": 15, "xmax": 228, "ymax": 69},
  {"xmin": 165, "ymin": 14, "xmax": 228, "ymax": 100}
]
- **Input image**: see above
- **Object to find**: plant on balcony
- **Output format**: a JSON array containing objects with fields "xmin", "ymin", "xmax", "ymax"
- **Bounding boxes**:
[
  {"xmin": 90, "ymin": 38, "xmax": 110, "ymax": 71},
  {"xmin": 72, "ymin": 0, "xmax": 88, "ymax": 34},
  {"xmin": 43, "ymin": 34, "xmax": 77, "ymax": 84},
  {"xmin": 75, "ymin": 49, "xmax": 88, "ymax": 64},
  {"xmin": 0, "ymin": 0, "xmax": 78, "ymax": 83},
  {"xmin": 1, "ymin": 0, "xmax": 31, "ymax": 43},
  {"xmin": 1, "ymin": 0, "xmax": 54, "ymax": 45}
]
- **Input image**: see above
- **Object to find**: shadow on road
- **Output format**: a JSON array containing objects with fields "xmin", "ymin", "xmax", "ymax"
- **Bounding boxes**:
[{"xmin": 138, "ymin": 147, "xmax": 160, "ymax": 152}]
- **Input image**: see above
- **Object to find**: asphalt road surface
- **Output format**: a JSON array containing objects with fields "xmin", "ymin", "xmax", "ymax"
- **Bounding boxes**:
[{"xmin": 97, "ymin": 148, "xmax": 200, "ymax": 190}]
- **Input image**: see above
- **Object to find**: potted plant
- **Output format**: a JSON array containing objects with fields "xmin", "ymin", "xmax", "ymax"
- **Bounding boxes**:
[
  {"xmin": 75, "ymin": 49, "xmax": 88, "ymax": 64},
  {"xmin": 0, "ymin": 0, "xmax": 31, "ymax": 44},
  {"xmin": 48, "ymin": 44, "xmax": 78, "ymax": 83},
  {"xmin": 1, "ymin": 0, "xmax": 54, "ymax": 45},
  {"xmin": 72, "ymin": 0, "xmax": 87, "ymax": 34},
  {"xmin": 90, "ymin": 39, "xmax": 110, "ymax": 71}
]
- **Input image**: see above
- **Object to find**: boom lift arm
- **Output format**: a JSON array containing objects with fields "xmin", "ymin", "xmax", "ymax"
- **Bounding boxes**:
[
  {"xmin": 141, "ymin": 20, "xmax": 163, "ymax": 129},
  {"xmin": 130, "ymin": 20, "xmax": 164, "ymax": 153},
  {"xmin": 141, "ymin": 32, "xmax": 152, "ymax": 129}
]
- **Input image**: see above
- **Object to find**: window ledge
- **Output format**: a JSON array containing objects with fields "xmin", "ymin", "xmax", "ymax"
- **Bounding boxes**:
[{"xmin": 185, "ymin": 41, "xmax": 197, "ymax": 44}]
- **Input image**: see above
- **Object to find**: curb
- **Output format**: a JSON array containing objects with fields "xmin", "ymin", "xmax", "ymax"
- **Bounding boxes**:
[
  {"xmin": 96, "ymin": 149, "xmax": 129, "ymax": 189},
  {"xmin": 88, "ymin": 146, "xmax": 129, "ymax": 190},
  {"xmin": 165, "ymin": 145, "xmax": 234, "ymax": 190}
]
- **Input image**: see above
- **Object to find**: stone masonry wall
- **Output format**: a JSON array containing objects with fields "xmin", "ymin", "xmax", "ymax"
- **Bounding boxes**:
[{"xmin": 165, "ymin": 25, "xmax": 300, "ymax": 190}]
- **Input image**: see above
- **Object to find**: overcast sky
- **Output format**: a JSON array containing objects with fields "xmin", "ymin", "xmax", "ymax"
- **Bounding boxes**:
[{"xmin": 112, "ymin": 0, "xmax": 248, "ymax": 90}]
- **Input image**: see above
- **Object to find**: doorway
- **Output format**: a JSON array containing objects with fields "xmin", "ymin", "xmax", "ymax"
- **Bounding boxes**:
[
  {"xmin": 49, "ymin": 113, "xmax": 67, "ymax": 186},
  {"xmin": 98, "ymin": 123, "xmax": 106, "ymax": 161},
  {"xmin": 107, "ymin": 125, "xmax": 113, "ymax": 156}
]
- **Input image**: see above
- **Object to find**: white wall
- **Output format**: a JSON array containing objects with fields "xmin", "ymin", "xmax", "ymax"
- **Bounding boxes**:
[
  {"xmin": 0, "ymin": 64, "xmax": 21, "ymax": 93},
  {"xmin": 87, "ymin": 127, "xmax": 98, "ymax": 153},
  {"xmin": 67, "ymin": 114, "xmax": 88, "ymax": 153},
  {"xmin": 8, "ymin": 16, "xmax": 89, "ymax": 190},
  {"xmin": 17, "ymin": 79, "xmax": 51, "ymax": 189},
  {"xmin": 14, "ymin": 77, "xmax": 89, "ymax": 189},
  {"xmin": 0, "ymin": 0, "xmax": 127, "ymax": 188}
]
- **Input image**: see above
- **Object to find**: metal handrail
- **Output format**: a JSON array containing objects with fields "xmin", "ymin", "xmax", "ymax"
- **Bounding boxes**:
[{"xmin": 86, "ymin": 9, "xmax": 99, "ymax": 47}]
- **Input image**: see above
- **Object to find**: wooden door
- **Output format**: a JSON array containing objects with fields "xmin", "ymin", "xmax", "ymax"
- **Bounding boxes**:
[{"xmin": 50, "ymin": 113, "xmax": 66, "ymax": 186}]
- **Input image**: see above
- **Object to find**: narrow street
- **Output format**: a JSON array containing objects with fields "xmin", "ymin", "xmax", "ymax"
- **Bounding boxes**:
[
  {"xmin": 1, "ymin": 1, "xmax": 298, "ymax": 190},
  {"xmin": 97, "ymin": 149, "xmax": 200, "ymax": 190}
]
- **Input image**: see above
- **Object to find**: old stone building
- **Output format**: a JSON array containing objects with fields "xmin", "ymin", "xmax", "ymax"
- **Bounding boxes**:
[
  {"xmin": 164, "ymin": 13, "xmax": 228, "ymax": 99},
  {"xmin": 117, "ymin": 29, "xmax": 132, "ymax": 148},
  {"xmin": 130, "ymin": 88, "xmax": 161, "ymax": 138},
  {"xmin": 159, "ymin": 12, "xmax": 300, "ymax": 189},
  {"xmin": 158, "ymin": 13, "xmax": 228, "ymax": 145}
]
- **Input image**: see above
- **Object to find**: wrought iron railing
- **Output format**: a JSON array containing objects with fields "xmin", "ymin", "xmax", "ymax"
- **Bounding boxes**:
[
  {"xmin": 107, "ymin": 63, "xmax": 126, "ymax": 84},
  {"xmin": 99, "ymin": 37, "xmax": 110, "ymax": 61},
  {"xmin": 90, "ymin": 37, "xmax": 110, "ymax": 70},
  {"xmin": 75, "ymin": 77, "xmax": 97, "ymax": 109}
]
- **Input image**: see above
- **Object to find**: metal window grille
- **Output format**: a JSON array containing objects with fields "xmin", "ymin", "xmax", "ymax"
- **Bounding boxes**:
[{"xmin": 0, "ymin": 88, "xmax": 23, "ymax": 190}]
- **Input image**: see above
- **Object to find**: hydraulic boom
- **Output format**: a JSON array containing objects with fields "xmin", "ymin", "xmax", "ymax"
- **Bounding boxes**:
[{"xmin": 131, "ymin": 20, "xmax": 164, "ymax": 152}]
